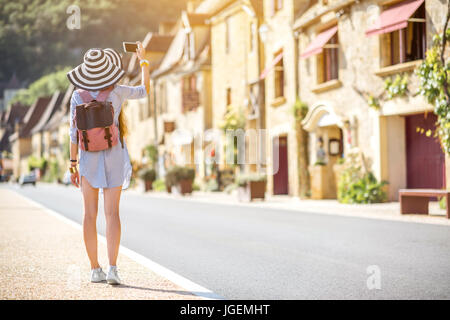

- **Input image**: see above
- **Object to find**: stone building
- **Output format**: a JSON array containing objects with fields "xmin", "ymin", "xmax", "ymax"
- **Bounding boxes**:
[
  {"xmin": 30, "ymin": 91, "xmax": 65, "ymax": 159},
  {"xmin": 9, "ymin": 97, "xmax": 51, "ymax": 177},
  {"xmin": 151, "ymin": 9, "xmax": 213, "ymax": 179},
  {"xmin": 293, "ymin": 0, "xmax": 448, "ymax": 200},
  {"xmin": 197, "ymin": 0, "xmax": 265, "ymax": 177},
  {"xmin": 123, "ymin": 31, "xmax": 175, "ymax": 164},
  {"xmin": 259, "ymin": 0, "xmax": 312, "ymax": 196}
]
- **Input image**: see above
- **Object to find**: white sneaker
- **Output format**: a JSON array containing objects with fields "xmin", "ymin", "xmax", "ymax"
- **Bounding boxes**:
[
  {"xmin": 90, "ymin": 267, "xmax": 106, "ymax": 283},
  {"xmin": 106, "ymin": 266, "xmax": 121, "ymax": 285}
]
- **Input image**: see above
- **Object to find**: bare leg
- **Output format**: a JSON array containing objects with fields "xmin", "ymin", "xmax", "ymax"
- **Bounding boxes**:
[
  {"xmin": 103, "ymin": 186, "xmax": 122, "ymax": 266},
  {"xmin": 81, "ymin": 176, "xmax": 100, "ymax": 269}
]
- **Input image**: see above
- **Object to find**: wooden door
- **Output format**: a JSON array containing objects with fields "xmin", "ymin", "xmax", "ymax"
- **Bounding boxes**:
[
  {"xmin": 405, "ymin": 113, "xmax": 445, "ymax": 189},
  {"xmin": 273, "ymin": 136, "xmax": 289, "ymax": 195}
]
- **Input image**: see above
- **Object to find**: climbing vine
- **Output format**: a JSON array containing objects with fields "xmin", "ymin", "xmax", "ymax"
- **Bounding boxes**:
[
  {"xmin": 416, "ymin": 22, "xmax": 450, "ymax": 153},
  {"xmin": 384, "ymin": 74, "xmax": 409, "ymax": 100}
]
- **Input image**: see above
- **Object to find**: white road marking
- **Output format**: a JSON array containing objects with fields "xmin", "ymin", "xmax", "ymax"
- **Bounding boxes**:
[{"xmin": 14, "ymin": 190, "xmax": 224, "ymax": 300}]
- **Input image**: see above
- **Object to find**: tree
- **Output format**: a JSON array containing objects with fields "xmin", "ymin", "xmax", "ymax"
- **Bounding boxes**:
[
  {"xmin": 292, "ymin": 98, "xmax": 310, "ymax": 198},
  {"xmin": 416, "ymin": 2, "xmax": 450, "ymax": 153},
  {"xmin": 0, "ymin": 0, "xmax": 188, "ymax": 84},
  {"xmin": 10, "ymin": 67, "xmax": 71, "ymax": 106}
]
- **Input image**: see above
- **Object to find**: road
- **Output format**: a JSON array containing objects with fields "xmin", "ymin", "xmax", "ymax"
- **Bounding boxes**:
[{"xmin": 3, "ymin": 183, "xmax": 450, "ymax": 299}]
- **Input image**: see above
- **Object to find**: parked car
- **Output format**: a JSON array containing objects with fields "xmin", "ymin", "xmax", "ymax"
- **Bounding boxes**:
[{"xmin": 18, "ymin": 172, "xmax": 37, "ymax": 186}]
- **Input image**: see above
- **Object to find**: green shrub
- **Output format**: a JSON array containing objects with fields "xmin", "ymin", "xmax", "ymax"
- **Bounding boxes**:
[
  {"xmin": 28, "ymin": 155, "xmax": 47, "ymax": 172},
  {"xmin": 144, "ymin": 144, "xmax": 158, "ymax": 167},
  {"xmin": 165, "ymin": 166, "xmax": 195, "ymax": 187},
  {"xmin": 193, "ymin": 181, "xmax": 201, "ymax": 191},
  {"xmin": 439, "ymin": 197, "xmax": 447, "ymax": 210},
  {"xmin": 236, "ymin": 173, "xmax": 267, "ymax": 187},
  {"xmin": 337, "ymin": 153, "xmax": 388, "ymax": 204},
  {"xmin": 338, "ymin": 171, "xmax": 387, "ymax": 204},
  {"xmin": 138, "ymin": 168, "xmax": 156, "ymax": 181},
  {"xmin": 42, "ymin": 159, "xmax": 60, "ymax": 183},
  {"xmin": 152, "ymin": 179, "xmax": 166, "ymax": 192},
  {"xmin": 204, "ymin": 179, "xmax": 219, "ymax": 192}
]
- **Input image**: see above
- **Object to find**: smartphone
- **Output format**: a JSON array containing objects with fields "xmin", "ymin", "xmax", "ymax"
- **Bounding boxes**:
[{"xmin": 123, "ymin": 42, "xmax": 138, "ymax": 53}]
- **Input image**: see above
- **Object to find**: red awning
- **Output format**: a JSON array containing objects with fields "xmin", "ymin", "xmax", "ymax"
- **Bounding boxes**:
[
  {"xmin": 260, "ymin": 52, "xmax": 284, "ymax": 80},
  {"xmin": 300, "ymin": 26, "xmax": 338, "ymax": 59},
  {"xmin": 365, "ymin": 0, "xmax": 424, "ymax": 37}
]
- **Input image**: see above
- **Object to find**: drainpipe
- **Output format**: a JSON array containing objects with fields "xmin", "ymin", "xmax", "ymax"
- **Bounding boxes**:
[
  {"xmin": 151, "ymin": 78, "xmax": 158, "ymax": 146},
  {"xmin": 293, "ymin": 29, "xmax": 300, "ymax": 97}
]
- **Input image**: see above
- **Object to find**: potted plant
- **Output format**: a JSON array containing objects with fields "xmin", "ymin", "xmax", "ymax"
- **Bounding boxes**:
[
  {"xmin": 166, "ymin": 166, "xmax": 195, "ymax": 195},
  {"xmin": 237, "ymin": 173, "xmax": 267, "ymax": 202},
  {"xmin": 138, "ymin": 168, "xmax": 156, "ymax": 192},
  {"xmin": 164, "ymin": 169, "xmax": 177, "ymax": 193}
]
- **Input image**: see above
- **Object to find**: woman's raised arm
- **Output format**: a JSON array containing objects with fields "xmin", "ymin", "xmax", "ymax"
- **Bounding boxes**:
[{"xmin": 136, "ymin": 41, "xmax": 150, "ymax": 94}]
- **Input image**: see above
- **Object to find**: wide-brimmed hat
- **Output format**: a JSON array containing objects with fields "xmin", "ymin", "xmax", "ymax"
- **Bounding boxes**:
[{"xmin": 67, "ymin": 48, "xmax": 125, "ymax": 91}]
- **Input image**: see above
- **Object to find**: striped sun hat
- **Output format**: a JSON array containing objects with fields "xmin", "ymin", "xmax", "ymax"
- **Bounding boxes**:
[{"xmin": 67, "ymin": 48, "xmax": 125, "ymax": 91}]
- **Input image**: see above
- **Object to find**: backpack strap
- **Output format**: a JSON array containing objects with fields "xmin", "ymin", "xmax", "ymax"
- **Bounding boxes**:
[
  {"xmin": 96, "ymin": 87, "xmax": 113, "ymax": 102},
  {"xmin": 77, "ymin": 90, "xmax": 93, "ymax": 104},
  {"xmin": 77, "ymin": 87, "xmax": 113, "ymax": 103}
]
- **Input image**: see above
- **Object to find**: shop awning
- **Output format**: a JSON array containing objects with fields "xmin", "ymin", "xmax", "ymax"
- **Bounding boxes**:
[
  {"xmin": 260, "ymin": 52, "xmax": 284, "ymax": 80},
  {"xmin": 300, "ymin": 26, "xmax": 338, "ymax": 59},
  {"xmin": 365, "ymin": 0, "xmax": 424, "ymax": 37}
]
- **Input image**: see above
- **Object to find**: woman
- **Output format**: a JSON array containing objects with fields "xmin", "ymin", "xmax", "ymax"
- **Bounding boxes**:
[{"xmin": 67, "ymin": 42, "xmax": 149, "ymax": 285}]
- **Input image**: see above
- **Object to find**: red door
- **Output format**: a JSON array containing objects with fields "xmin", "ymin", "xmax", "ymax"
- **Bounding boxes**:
[
  {"xmin": 405, "ymin": 113, "xmax": 445, "ymax": 189},
  {"xmin": 273, "ymin": 136, "xmax": 289, "ymax": 195}
]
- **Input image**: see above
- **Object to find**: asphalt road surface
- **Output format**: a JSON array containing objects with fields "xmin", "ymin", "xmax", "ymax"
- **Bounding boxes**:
[{"xmin": 4, "ymin": 183, "xmax": 450, "ymax": 299}]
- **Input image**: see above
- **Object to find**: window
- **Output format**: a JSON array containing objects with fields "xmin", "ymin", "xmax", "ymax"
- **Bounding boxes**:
[
  {"xmin": 381, "ymin": 2, "xmax": 426, "ymax": 67},
  {"xmin": 225, "ymin": 17, "xmax": 231, "ymax": 54},
  {"xmin": 226, "ymin": 88, "xmax": 232, "ymax": 106},
  {"xmin": 317, "ymin": 32, "xmax": 339, "ymax": 84},
  {"xmin": 182, "ymin": 75, "xmax": 200, "ymax": 113},
  {"xmin": 274, "ymin": 51, "xmax": 284, "ymax": 98}
]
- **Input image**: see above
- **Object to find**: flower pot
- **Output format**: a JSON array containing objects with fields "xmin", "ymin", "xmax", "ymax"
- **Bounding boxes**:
[
  {"xmin": 164, "ymin": 121, "xmax": 175, "ymax": 133},
  {"xmin": 174, "ymin": 179, "xmax": 193, "ymax": 195},
  {"xmin": 238, "ymin": 180, "xmax": 266, "ymax": 202},
  {"xmin": 144, "ymin": 180, "xmax": 153, "ymax": 192}
]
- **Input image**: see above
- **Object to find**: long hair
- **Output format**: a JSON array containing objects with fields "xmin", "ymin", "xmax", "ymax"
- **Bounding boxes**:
[
  {"xmin": 118, "ymin": 104, "xmax": 128, "ymax": 137},
  {"xmin": 103, "ymin": 85, "xmax": 128, "ymax": 137}
]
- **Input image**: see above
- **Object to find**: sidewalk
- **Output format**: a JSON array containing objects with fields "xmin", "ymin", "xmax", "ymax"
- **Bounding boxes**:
[
  {"xmin": 131, "ymin": 188, "xmax": 450, "ymax": 226},
  {"xmin": 0, "ymin": 189, "xmax": 204, "ymax": 300}
]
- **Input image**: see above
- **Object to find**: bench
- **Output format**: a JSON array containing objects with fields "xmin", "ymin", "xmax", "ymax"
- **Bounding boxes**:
[{"xmin": 399, "ymin": 189, "xmax": 450, "ymax": 219}]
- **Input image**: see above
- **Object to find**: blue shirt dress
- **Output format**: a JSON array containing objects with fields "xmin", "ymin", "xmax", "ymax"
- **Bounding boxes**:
[{"xmin": 69, "ymin": 85, "xmax": 147, "ymax": 190}]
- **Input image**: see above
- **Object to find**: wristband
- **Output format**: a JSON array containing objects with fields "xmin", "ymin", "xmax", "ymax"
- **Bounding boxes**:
[
  {"xmin": 70, "ymin": 159, "xmax": 77, "ymax": 163},
  {"xmin": 140, "ymin": 59, "xmax": 149, "ymax": 67}
]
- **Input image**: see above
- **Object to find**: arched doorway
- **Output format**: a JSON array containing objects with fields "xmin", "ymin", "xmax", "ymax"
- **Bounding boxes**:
[{"xmin": 302, "ymin": 104, "xmax": 346, "ymax": 199}]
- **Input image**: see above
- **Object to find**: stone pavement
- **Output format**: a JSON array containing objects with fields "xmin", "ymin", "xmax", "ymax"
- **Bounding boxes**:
[
  {"xmin": 132, "ymin": 189, "xmax": 450, "ymax": 226},
  {"xmin": 0, "ymin": 189, "xmax": 203, "ymax": 300}
]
